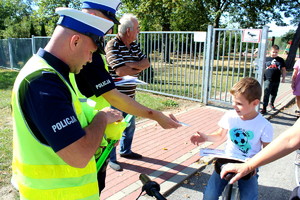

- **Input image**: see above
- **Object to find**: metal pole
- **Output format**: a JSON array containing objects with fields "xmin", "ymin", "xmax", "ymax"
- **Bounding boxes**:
[
  {"xmin": 31, "ymin": 35, "xmax": 36, "ymax": 55},
  {"xmin": 257, "ymin": 26, "xmax": 269, "ymax": 111},
  {"xmin": 203, "ymin": 25, "xmax": 213, "ymax": 105},
  {"xmin": 8, "ymin": 38, "xmax": 13, "ymax": 69},
  {"xmin": 257, "ymin": 26, "xmax": 269, "ymax": 86}
]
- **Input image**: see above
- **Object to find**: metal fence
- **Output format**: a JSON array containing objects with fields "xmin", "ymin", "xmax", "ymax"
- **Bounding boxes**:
[
  {"xmin": 0, "ymin": 28, "xmax": 268, "ymax": 106},
  {"xmin": 204, "ymin": 26, "xmax": 269, "ymax": 106},
  {"xmin": 135, "ymin": 32, "xmax": 206, "ymax": 102},
  {"xmin": 1, "ymin": 32, "xmax": 207, "ymax": 103}
]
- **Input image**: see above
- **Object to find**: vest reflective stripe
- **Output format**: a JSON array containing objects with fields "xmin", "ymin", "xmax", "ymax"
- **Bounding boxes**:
[
  {"xmin": 12, "ymin": 55, "xmax": 98, "ymax": 199},
  {"xmin": 13, "ymin": 158, "xmax": 95, "ymax": 179},
  {"xmin": 19, "ymin": 182, "xmax": 98, "ymax": 200}
]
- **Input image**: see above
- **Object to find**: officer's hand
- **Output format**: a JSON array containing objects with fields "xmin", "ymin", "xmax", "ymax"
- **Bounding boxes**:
[
  {"xmin": 156, "ymin": 112, "xmax": 181, "ymax": 129},
  {"xmin": 101, "ymin": 107, "xmax": 123, "ymax": 124}
]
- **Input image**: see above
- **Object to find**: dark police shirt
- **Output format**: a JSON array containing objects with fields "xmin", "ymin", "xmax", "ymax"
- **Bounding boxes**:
[
  {"xmin": 20, "ymin": 48, "xmax": 86, "ymax": 152},
  {"xmin": 264, "ymin": 56, "xmax": 286, "ymax": 82},
  {"xmin": 75, "ymin": 52, "xmax": 116, "ymax": 98}
]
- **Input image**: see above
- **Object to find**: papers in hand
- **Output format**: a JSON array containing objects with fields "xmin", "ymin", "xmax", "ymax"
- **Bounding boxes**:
[
  {"xmin": 178, "ymin": 121, "xmax": 191, "ymax": 127},
  {"xmin": 114, "ymin": 76, "xmax": 147, "ymax": 86},
  {"xmin": 200, "ymin": 148, "xmax": 247, "ymax": 162}
]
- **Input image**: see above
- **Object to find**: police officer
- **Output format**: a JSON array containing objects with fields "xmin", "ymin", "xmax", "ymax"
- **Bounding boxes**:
[
  {"xmin": 73, "ymin": 0, "xmax": 182, "ymax": 173},
  {"xmin": 11, "ymin": 8, "xmax": 122, "ymax": 199}
]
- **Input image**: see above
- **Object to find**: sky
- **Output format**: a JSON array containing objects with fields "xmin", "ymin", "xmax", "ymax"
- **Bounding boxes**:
[
  {"xmin": 266, "ymin": 16, "xmax": 297, "ymax": 37},
  {"xmin": 267, "ymin": 21, "xmax": 297, "ymax": 37}
]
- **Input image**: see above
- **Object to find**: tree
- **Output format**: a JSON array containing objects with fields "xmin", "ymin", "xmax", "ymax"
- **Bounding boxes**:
[
  {"xmin": 285, "ymin": 22, "xmax": 300, "ymax": 70},
  {"xmin": 277, "ymin": 1, "xmax": 300, "ymax": 69},
  {"xmin": 30, "ymin": 22, "xmax": 37, "ymax": 37},
  {"xmin": 40, "ymin": 22, "xmax": 47, "ymax": 36},
  {"xmin": 32, "ymin": 0, "xmax": 81, "ymax": 35},
  {"xmin": 121, "ymin": 0, "xmax": 209, "ymax": 31},
  {"xmin": 120, "ymin": 0, "xmax": 287, "ymax": 31},
  {"xmin": 0, "ymin": 0, "xmax": 32, "ymax": 38}
]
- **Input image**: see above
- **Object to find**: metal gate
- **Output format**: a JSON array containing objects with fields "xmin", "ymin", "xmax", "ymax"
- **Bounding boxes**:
[{"xmin": 203, "ymin": 25, "xmax": 269, "ymax": 106}]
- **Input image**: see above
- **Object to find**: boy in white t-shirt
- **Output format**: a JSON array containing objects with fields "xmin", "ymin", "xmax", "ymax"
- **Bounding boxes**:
[{"xmin": 191, "ymin": 77, "xmax": 273, "ymax": 200}]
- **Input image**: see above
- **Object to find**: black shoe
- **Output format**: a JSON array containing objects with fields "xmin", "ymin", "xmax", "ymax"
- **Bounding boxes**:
[
  {"xmin": 109, "ymin": 161, "xmax": 123, "ymax": 171},
  {"xmin": 260, "ymin": 109, "xmax": 267, "ymax": 115},
  {"xmin": 269, "ymin": 103, "xmax": 276, "ymax": 111},
  {"xmin": 120, "ymin": 152, "xmax": 142, "ymax": 159}
]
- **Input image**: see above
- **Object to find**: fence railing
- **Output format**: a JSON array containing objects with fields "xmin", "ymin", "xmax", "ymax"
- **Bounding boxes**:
[{"xmin": 0, "ymin": 32, "xmax": 206, "ymax": 102}]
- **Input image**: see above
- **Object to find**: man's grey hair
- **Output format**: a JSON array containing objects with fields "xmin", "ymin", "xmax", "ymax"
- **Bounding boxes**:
[{"xmin": 118, "ymin": 13, "xmax": 138, "ymax": 34}]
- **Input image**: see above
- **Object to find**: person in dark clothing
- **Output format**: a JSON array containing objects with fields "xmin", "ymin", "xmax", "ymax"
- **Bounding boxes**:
[{"xmin": 260, "ymin": 45, "xmax": 286, "ymax": 114}]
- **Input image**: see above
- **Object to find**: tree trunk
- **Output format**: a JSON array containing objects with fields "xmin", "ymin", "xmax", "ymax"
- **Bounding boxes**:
[{"xmin": 285, "ymin": 22, "xmax": 300, "ymax": 71}]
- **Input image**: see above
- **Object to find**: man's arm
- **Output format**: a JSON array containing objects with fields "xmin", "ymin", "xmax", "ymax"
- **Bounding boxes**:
[
  {"xmin": 56, "ymin": 111, "xmax": 107, "ymax": 168},
  {"xmin": 102, "ymin": 89, "xmax": 181, "ymax": 129},
  {"xmin": 281, "ymin": 67, "xmax": 287, "ymax": 83},
  {"xmin": 262, "ymin": 142, "xmax": 270, "ymax": 148},
  {"xmin": 105, "ymin": 38, "xmax": 150, "ymax": 76},
  {"xmin": 115, "ymin": 58, "xmax": 150, "ymax": 76}
]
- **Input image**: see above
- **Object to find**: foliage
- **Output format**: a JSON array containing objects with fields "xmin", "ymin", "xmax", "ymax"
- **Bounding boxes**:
[
  {"xmin": 0, "ymin": 0, "xmax": 299, "ymax": 38},
  {"xmin": 226, "ymin": 0, "xmax": 284, "ymax": 28},
  {"xmin": 0, "ymin": 0, "xmax": 32, "ymax": 38},
  {"xmin": 281, "ymin": 30, "xmax": 296, "ymax": 43},
  {"xmin": 120, "ymin": 0, "xmax": 292, "ymax": 31},
  {"xmin": 32, "ymin": 0, "xmax": 81, "ymax": 35},
  {"xmin": 279, "ymin": 1, "xmax": 300, "ymax": 26}
]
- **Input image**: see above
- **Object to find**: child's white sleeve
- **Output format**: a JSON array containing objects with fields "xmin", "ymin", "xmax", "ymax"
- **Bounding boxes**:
[
  {"xmin": 217, "ymin": 110, "xmax": 231, "ymax": 130},
  {"xmin": 261, "ymin": 122, "xmax": 274, "ymax": 143}
]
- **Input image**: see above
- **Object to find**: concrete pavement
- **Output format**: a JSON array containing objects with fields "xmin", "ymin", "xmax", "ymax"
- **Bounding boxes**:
[{"xmin": 101, "ymin": 72, "xmax": 295, "ymax": 200}]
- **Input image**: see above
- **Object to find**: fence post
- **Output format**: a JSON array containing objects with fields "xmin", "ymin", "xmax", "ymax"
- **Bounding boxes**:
[
  {"xmin": 256, "ymin": 26, "xmax": 269, "ymax": 111},
  {"xmin": 8, "ymin": 38, "xmax": 13, "ymax": 69},
  {"xmin": 32, "ymin": 35, "xmax": 36, "ymax": 55},
  {"xmin": 203, "ymin": 25, "xmax": 213, "ymax": 105},
  {"xmin": 256, "ymin": 26, "xmax": 269, "ymax": 86}
]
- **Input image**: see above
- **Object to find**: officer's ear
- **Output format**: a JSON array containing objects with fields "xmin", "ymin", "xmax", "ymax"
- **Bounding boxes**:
[{"xmin": 70, "ymin": 34, "xmax": 81, "ymax": 50}]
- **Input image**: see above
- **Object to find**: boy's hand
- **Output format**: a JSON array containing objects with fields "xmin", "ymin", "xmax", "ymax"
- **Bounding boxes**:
[{"xmin": 190, "ymin": 131, "xmax": 206, "ymax": 145}]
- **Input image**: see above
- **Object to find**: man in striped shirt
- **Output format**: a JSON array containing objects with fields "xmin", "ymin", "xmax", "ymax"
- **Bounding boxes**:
[{"xmin": 105, "ymin": 13, "xmax": 152, "ymax": 171}]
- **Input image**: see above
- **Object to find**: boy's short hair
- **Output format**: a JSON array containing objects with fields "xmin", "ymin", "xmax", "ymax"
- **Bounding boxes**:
[
  {"xmin": 271, "ymin": 45, "xmax": 279, "ymax": 50},
  {"xmin": 230, "ymin": 77, "xmax": 261, "ymax": 103}
]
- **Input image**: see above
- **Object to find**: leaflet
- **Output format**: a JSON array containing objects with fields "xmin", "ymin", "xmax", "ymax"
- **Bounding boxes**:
[
  {"xmin": 114, "ymin": 76, "xmax": 147, "ymax": 86},
  {"xmin": 200, "ymin": 148, "xmax": 247, "ymax": 162}
]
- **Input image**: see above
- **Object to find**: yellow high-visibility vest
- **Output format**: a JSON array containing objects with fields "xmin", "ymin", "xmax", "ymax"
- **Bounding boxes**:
[{"xmin": 11, "ymin": 55, "xmax": 99, "ymax": 199}]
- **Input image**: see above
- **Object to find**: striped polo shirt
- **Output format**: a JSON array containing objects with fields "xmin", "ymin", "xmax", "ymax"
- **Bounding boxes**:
[{"xmin": 105, "ymin": 35, "xmax": 147, "ymax": 97}]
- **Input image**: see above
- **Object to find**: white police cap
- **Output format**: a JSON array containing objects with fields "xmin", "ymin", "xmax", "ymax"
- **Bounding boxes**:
[
  {"xmin": 80, "ymin": 0, "xmax": 121, "ymax": 24},
  {"xmin": 55, "ymin": 7, "xmax": 114, "ymax": 39}
]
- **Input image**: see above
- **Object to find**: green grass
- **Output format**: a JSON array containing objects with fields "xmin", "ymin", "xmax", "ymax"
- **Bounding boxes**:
[
  {"xmin": 0, "ymin": 68, "xmax": 17, "ymax": 188},
  {"xmin": 136, "ymin": 92, "xmax": 179, "ymax": 111}
]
